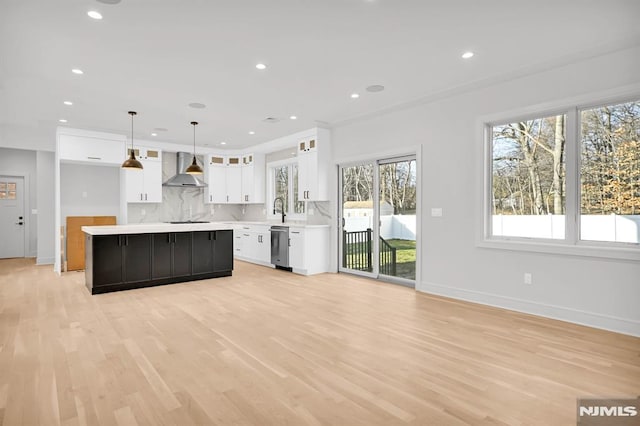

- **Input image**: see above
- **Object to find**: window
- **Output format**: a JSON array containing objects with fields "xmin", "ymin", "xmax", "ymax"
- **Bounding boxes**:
[
  {"xmin": 270, "ymin": 160, "xmax": 305, "ymax": 216},
  {"xmin": 0, "ymin": 182, "xmax": 17, "ymax": 200},
  {"xmin": 485, "ymin": 97, "xmax": 640, "ymax": 251},
  {"xmin": 491, "ymin": 114, "xmax": 566, "ymax": 239},
  {"xmin": 580, "ymin": 101, "xmax": 640, "ymax": 243}
]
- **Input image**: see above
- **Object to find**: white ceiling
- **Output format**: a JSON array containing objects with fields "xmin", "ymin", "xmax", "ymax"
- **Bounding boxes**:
[{"xmin": 1, "ymin": 0, "xmax": 639, "ymax": 150}]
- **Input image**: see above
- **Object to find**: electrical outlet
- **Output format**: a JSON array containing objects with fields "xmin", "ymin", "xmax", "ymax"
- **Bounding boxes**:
[
  {"xmin": 81, "ymin": 191, "xmax": 88, "ymax": 198},
  {"xmin": 431, "ymin": 208, "xmax": 443, "ymax": 217},
  {"xmin": 524, "ymin": 273, "xmax": 532, "ymax": 285},
  {"xmin": 141, "ymin": 209, "xmax": 146, "ymax": 216}
]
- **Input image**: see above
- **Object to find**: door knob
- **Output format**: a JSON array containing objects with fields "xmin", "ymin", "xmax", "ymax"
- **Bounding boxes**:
[{"xmin": 16, "ymin": 222, "xmax": 23, "ymax": 225}]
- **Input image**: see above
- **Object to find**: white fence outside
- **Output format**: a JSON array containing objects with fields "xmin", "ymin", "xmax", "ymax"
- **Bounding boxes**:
[
  {"xmin": 345, "ymin": 214, "xmax": 640, "ymax": 244},
  {"xmin": 493, "ymin": 214, "xmax": 640, "ymax": 243},
  {"xmin": 344, "ymin": 215, "xmax": 416, "ymax": 240}
]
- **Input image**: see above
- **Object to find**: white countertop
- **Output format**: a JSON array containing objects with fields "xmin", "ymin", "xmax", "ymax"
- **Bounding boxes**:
[
  {"xmin": 82, "ymin": 221, "xmax": 330, "ymax": 235},
  {"xmin": 226, "ymin": 221, "xmax": 330, "ymax": 229},
  {"xmin": 82, "ymin": 222, "xmax": 235, "ymax": 235}
]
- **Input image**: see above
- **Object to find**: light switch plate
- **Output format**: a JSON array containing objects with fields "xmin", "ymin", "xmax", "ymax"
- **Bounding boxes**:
[
  {"xmin": 31, "ymin": 209, "xmax": 38, "ymax": 214},
  {"xmin": 431, "ymin": 208, "xmax": 443, "ymax": 217}
]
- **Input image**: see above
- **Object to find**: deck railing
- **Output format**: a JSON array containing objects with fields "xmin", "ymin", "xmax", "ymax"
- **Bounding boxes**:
[{"xmin": 342, "ymin": 228, "xmax": 396, "ymax": 275}]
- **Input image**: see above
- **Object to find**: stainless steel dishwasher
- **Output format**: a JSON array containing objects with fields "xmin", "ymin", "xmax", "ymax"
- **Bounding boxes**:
[{"xmin": 270, "ymin": 226, "xmax": 291, "ymax": 270}]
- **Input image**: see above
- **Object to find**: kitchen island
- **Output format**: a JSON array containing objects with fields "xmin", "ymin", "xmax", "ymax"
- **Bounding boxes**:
[{"xmin": 82, "ymin": 223, "xmax": 234, "ymax": 294}]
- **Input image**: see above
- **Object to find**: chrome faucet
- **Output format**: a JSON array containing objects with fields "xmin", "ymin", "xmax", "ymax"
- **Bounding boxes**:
[{"xmin": 273, "ymin": 197, "xmax": 286, "ymax": 223}]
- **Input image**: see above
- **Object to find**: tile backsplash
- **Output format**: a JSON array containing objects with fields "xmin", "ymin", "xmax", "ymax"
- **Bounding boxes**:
[{"xmin": 127, "ymin": 152, "xmax": 332, "ymax": 225}]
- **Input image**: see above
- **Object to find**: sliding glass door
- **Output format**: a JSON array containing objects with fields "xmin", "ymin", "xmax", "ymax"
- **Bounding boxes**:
[
  {"xmin": 378, "ymin": 157, "xmax": 417, "ymax": 282},
  {"xmin": 339, "ymin": 155, "xmax": 417, "ymax": 286}
]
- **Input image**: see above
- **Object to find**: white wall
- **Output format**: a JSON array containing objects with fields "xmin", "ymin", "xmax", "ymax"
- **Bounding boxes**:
[
  {"xmin": 331, "ymin": 45, "xmax": 640, "ymax": 336},
  {"xmin": 60, "ymin": 163, "xmax": 121, "ymax": 225},
  {"xmin": 0, "ymin": 147, "xmax": 38, "ymax": 257},
  {"xmin": 36, "ymin": 151, "xmax": 55, "ymax": 264}
]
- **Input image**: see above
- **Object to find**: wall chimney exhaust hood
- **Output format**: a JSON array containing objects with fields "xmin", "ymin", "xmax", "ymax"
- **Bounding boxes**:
[{"xmin": 163, "ymin": 152, "xmax": 207, "ymax": 187}]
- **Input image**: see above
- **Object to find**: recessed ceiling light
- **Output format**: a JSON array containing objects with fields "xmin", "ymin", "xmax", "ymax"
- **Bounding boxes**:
[
  {"xmin": 188, "ymin": 102, "xmax": 206, "ymax": 109},
  {"xmin": 151, "ymin": 133, "xmax": 157, "ymax": 136},
  {"xmin": 255, "ymin": 63, "xmax": 267, "ymax": 70},
  {"xmin": 366, "ymin": 85, "xmax": 385, "ymax": 93},
  {"xmin": 289, "ymin": 115, "xmax": 297, "ymax": 120},
  {"xmin": 71, "ymin": 69, "xmax": 84, "ymax": 75},
  {"xmin": 59, "ymin": 119, "xmax": 68, "ymax": 123},
  {"xmin": 220, "ymin": 142, "xmax": 227, "ymax": 145},
  {"xmin": 248, "ymin": 131, "xmax": 255, "ymax": 135},
  {"xmin": 351, "ymin": 93, "xmax": 360, "ymax": 99},
  {"xmin": 96, "ymin": 0, "xmax": 121, "ymax": 4},
  {"xmin": 87, "ymin": 11, "xmax": 103, "ymax": 20},
  {"xmin": 462, "ymin": 51, "xmax": 474, "ymax": 59},
  {"xmin": 63, "ymin": 101, "xmax": 73, "ymax": 106}
]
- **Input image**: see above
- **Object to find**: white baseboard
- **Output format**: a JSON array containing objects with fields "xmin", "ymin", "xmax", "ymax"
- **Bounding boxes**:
[
  {"xmin": 36, "ymin": 257, "xmax": 55, "ymax": 265},
  {"xmin": 419, "ymin": 281, "xmax": 640, "ymax": 337}
]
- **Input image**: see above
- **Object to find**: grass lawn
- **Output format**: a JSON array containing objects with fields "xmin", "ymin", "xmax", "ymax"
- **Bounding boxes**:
[{"xmin": 386, "ymin": 239, "xmax": 416, "ymax": 280}]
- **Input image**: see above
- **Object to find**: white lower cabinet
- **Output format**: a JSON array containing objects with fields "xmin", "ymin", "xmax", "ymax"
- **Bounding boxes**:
[
  {"xmin": 287, "ymin": 227, "xmax": 330, "ymax": 275},
  {"xmin": 288, "ymin": 229, "xmax": 305, "ymax": 270},
  {"xmin": 232, "ymin": 224, "xmax": 329, "ymax": 275},
  {"xmin": 234, "ymin": 225, "xmax": 271, "ymax": 266}
]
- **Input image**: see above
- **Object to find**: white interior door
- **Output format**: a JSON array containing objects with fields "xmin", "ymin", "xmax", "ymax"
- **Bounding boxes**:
[{"xmin": 0, "ymin": 176, "xmax": 25, "ymax": 258}]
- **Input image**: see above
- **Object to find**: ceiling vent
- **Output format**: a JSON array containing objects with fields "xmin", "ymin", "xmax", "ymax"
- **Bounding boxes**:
[{"xmin": 263, "ymin": 117, "xmax": 281, "ymax": 124}]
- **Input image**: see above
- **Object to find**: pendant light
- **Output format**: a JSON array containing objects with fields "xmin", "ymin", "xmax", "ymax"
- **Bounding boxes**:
[
  {"xmin": 185, "ymin": 121, "xmax": 204, "ymax": 174},
  {"xmin": 121, "ymin": 111, "xmax": 143, "ymax": 170}
]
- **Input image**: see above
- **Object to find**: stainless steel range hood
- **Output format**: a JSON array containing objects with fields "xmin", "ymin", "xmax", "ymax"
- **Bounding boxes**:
[{"xmin": 163, "ymin": 152, "xmax": 207, "ymax": 187}]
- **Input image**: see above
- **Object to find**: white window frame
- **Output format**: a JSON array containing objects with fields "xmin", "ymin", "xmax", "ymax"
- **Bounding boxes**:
[
  {"xmin": 476, "ymin": 86, "xmax": 640, "ymax": 261},
  {"xmin": 267, "ymin": 158, "xmax": 306, "ymax": 221}
]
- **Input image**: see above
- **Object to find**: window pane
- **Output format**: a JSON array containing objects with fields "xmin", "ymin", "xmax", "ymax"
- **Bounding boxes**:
[
  {"xmin": 274, "ymin": 165, "xmax": 289, "ymax": 214},
  {"xmin": 293, "ymin": 164, "xmax": 305, "ymax": 214},
  {"xmin": 8, "ymin": 191, "xmax": 16, "ymax": 200},
  {"xmin": 581, "ymin": 100, "xmax": 640, "ymax": 244},
  {"xmin": 0, "ymin": 183, "xmax": 6, "ymax": 191},
  {"xmin": 491, "ymin": 114, "xmax": 566, "ymax": 239},
  {"xmin": 0, "ymin": 192, "xmax": 6, "ymax": 199}
]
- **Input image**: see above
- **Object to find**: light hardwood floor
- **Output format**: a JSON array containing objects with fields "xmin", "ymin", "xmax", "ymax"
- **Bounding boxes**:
[{"xmin": 0, "ymin": 258, "xmax": 638, "ymax": 425}]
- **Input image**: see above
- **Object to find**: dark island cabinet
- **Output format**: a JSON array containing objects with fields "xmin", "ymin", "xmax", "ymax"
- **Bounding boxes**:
[
  {"xmin": 85, "ymin": 229, "xmax": 233, "ymax": 294},
  {"xmin": 152, "ymin": 232, "xmax": 192, "ymax": 280},
  {"xmin": 213, "ymin": 230, "xmax": 233, "ymax": 272},
  {"xmin": 90, "ymin": 234, "xmax": 151, "ymax": 287},
  {"xmin": 123, "ymin": 234, "xmax": 152, "ymax": 284},
  {"xmin": 91, "ymin": 235, "xmax": 123, "ymax": 286},
  {"xmin": 192, "ymin": 230, "xmax": 234, "ymax": 276}
]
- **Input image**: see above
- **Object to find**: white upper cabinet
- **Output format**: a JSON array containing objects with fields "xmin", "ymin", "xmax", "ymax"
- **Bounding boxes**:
[
  {"xmin": 123, "ymin": 146, "xmax": 163, "ymax": 203},
  {"xmin": 297, "ymin": 128, "xmax": 330, "ymax": 201},
  {"xmin": 241, "ymin": 153, "xmax": 265, "ymax": 204},
  {"xmin": 58, "ymin": 134, "xmax": 125, "ymax": 166},
  {"xmin": 206, "ymin": 156, "xmax": 227, "ymax": 204},
  {"xmin": 205, "ymin": 155, "xmax": 242, "ymax": 204}
]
